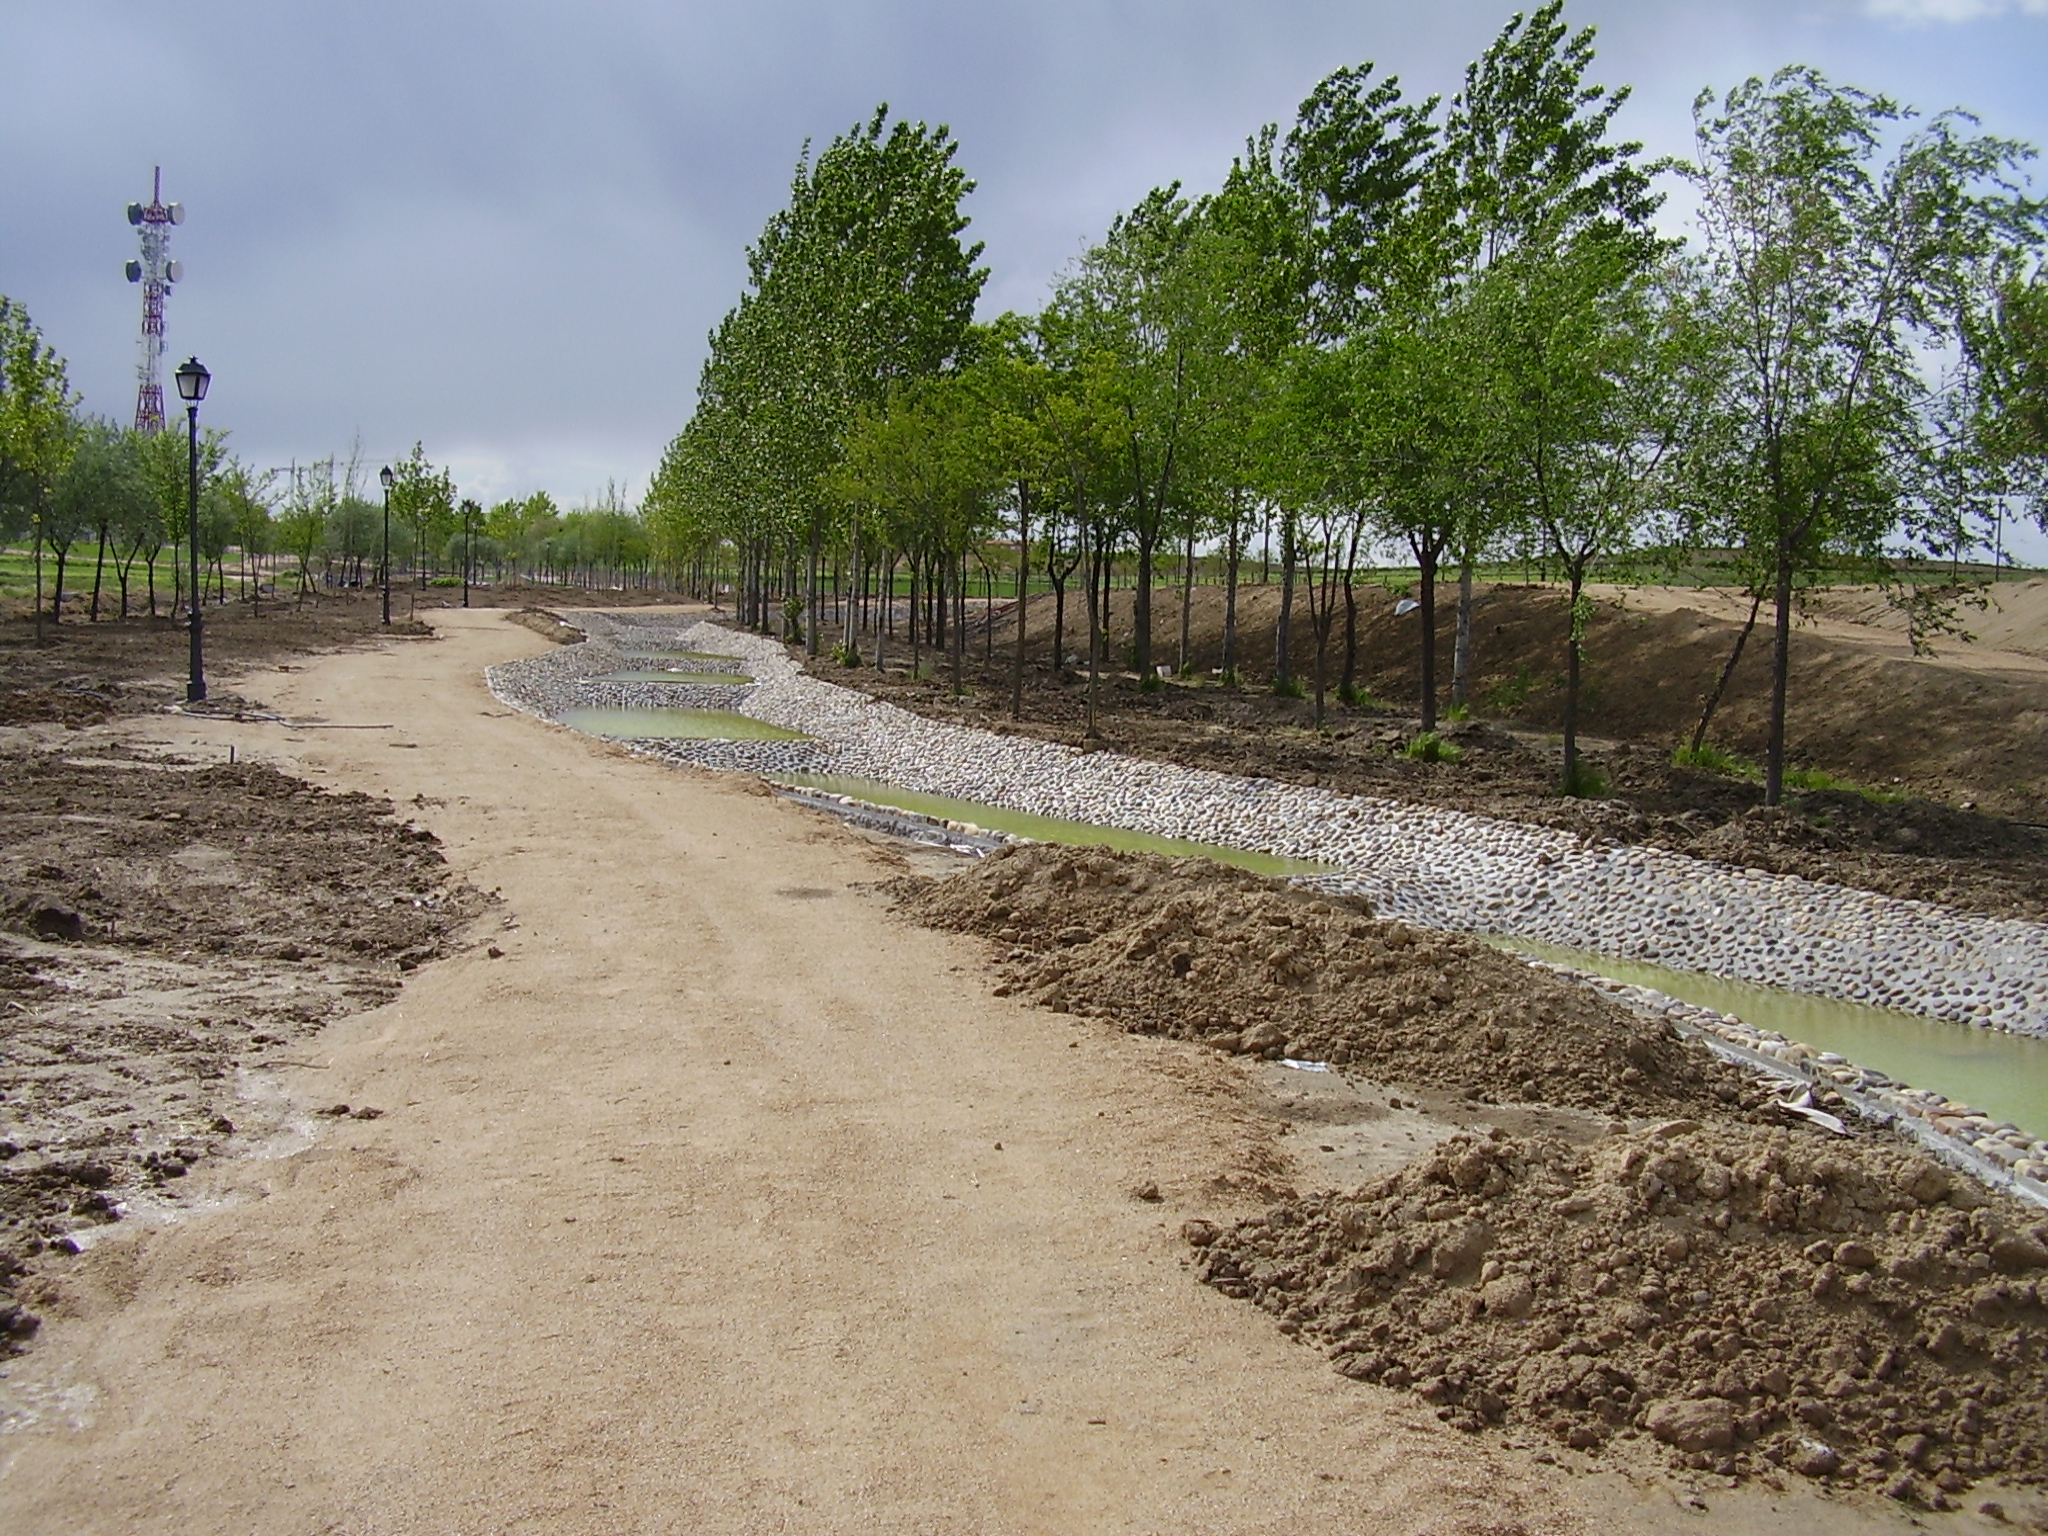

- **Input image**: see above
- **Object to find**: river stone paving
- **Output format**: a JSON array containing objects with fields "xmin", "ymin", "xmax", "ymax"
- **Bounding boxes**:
[{"xmin": 492, "ymin": 613, "xmax": 2048, "ymax": 1042}]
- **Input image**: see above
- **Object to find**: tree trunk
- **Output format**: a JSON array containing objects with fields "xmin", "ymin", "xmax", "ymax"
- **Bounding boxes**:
[
  {"xmin": 51, "ymin": 544, "xmax": 69, "ymax": 627},
  {"xmin": 1223, "ymin": 511, "xmax": 1241, "ymax": 680},
  {"xmin": 1452, "ymin": 557, "xmax": 1474, "ymax": 709},
  {"xmin": 1417, "ymin": 539, "xmax": 1440, "ymax": 731},
  {"xmin": 805, "ymin": 520, "xmax": 822, "ymax": 659},
  {"xmin": 1012, "ymin": 489, "xmax": 1030, "ymax": 719},
  {"xmin": 1690, "ymin": 590, "xmax": 1764, "ymax": 755},
  {"xmin": 90, "ymin": 524, "xmax": 109, "ymax": 620},
  {"xmin": 1275, "ymin": 512, "xmax": 1297, "ymax": 687},
  {"xmin": 1085, "ymin": 529, "xmax": 1104, "ymax": 740},
  {"xmin": 1765, "ymin": 547, "xmax": 1795, "ymax": 806},
  {"xmin": 1177, "ymin": 519, "xmax": 1196, "ymax": 674},
  {"xmin": 1561, "ymin": 567, "xmax": 1585, "ymax": 794}
]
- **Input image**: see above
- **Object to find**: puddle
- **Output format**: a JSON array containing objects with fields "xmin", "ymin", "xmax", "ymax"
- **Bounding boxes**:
[
  {"xmin": 775, "ymin": 773, "xmax": 1331, "ymax": 877},
  {"xmin": 592, "ymin": 670, "xmax": 756, "ymax": 685},
  {"xmin": 1496, "ymin": 937, "xmax": 2048, "ymax": 1141},
  {"xmin": 556, "ymin": 708, "xmax": 811, "ymax": 741}
]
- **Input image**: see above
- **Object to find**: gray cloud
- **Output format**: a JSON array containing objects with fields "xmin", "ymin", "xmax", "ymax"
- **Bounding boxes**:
[{"xmin": 2, "ymin": 0, "xmax": 2042, "ymax": 509}]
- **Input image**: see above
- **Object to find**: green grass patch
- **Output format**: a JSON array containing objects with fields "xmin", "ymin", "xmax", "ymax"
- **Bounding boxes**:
[
  {"xmin": 1673, "ymin": 741, "xmax": 1759, "ymax": 779},
  {"xmin": 1403, "ymin": 731, "xmax": 1464, "ymax": 765},
  {"xmin": 1483, "ymin": 665, "xmax": 1537, "ymax": 713},
  {"xmin": 1785, "ymin": 766, "xmax": 1908, "ymax": 805},
  {"xmin": 1271, "ymin": 674, "xmax": 1306, "ymax": 699}
]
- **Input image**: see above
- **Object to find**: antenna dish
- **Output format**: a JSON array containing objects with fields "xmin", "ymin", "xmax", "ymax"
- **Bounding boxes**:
[
  {"xmin": 126, "ymin": 260, "xmax": 143, "ymax": 282},
  {"xmin": 166, "ymin": 260, "xmax": 183, "ymax": 283},
  {"xmin": 127, "ymin": 203, "xmax": 144, "ymax": 225},
  {"xmin": 167, "ymin": 204, "xmax": 184, "ymax": 225}
]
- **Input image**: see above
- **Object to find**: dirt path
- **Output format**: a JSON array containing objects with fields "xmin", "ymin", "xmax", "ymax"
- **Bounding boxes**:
[{"xmin": 0, "ymin": 610, "xmax": 1999, "ymax": 1535}]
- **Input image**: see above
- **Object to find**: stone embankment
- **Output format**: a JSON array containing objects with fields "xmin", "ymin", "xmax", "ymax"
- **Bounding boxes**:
[{"xmin": 486, "ymin": 612, "xmax": 2048, "ymax": 1200}]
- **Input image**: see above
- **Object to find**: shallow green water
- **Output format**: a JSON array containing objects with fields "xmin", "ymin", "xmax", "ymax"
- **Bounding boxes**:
[
  {"xmin": 1497, "ymin": 937, "xmax": 2048, "ymax": 1140},
  {"xmin": 595, "ymin": 670, "xmax": 757, "ymax": 684},
  {"xmin": 777, "ymin": 773, "xmax": 1330, "ymax": 878},
  {"xmin": 557, "ymin": 707, "xmax": 809, "ymax": 741},
  {"xmin": 619, "ymin": 648, "xmax": 741, "ymax": 666}
]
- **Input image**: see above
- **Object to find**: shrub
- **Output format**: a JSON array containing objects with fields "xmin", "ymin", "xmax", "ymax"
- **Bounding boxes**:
[
  {"xmin": 1337, "ymin": 682, "xmax": 1381, "ymax": 708},
  {"xmin": 831, "ymin": 640, "xmax": 862, "ymax": 667},
  {"xmin": 781, "ymin": 595, "xmax": 805, "ymax": 646},
  {"xmin": 1444, "ymin": 701, "xmax": 1472, "ymax": 722},
  {"xmin": 1403, "ymin": 731, "xmax": 1463, "ymax": 764},
  {"xmin": 1138, "ymin": 671, "xmax": 1164, "ymax": 693},
  {"xmin": 1271, "ymin": 674, "xmax": 1306, "ymax": 699}
]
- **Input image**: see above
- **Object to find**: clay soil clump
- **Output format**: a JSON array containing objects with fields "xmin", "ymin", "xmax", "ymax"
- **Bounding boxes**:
[
  {"xmin": 1201, "ymin": 1123, "xmax": 2048, "ymax": 1505},
  {"xmin": 899, "ymin": 843, "xmax": 2048, "ymax": 1502},
  {"xmin": 896, "ymin": 843, "xmax": 1765, "ymax": 1118}
]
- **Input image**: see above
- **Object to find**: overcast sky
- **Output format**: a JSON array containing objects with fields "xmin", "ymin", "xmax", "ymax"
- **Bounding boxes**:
[{"xmin": 2, "ymin": 0, "xmax": 2044, "ymax": 543}]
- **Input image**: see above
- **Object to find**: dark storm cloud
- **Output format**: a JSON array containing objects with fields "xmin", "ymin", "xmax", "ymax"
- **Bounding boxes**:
[{"xmin": 1, "ymin": 0, "xmax": 2043, "ymax": 505}]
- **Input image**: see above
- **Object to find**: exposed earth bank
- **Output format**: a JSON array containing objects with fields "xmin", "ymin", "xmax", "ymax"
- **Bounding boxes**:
[
  {"xmin": 898, "ymin": 845, "xmax": 2048, "ymax": 1510},
  {"xmin": 786, "ymin": 579, "xmax": 2048, "ymax": 922}
]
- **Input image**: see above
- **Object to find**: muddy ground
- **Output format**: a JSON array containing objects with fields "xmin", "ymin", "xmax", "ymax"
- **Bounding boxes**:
[
  {"xmin": 898, "ymin": 844, "xmax": 2048, "ymax": 1510},
  {"xmin": 785, "ymin": 579, "xmax": 2048, "ymax": 922},
  {"xmin": 0, "ymin": 743, "xmax": 490, "ymax": 1345},
  {"xmin": 0, "ymin": 590, "xmax": 514, "ymax": 1349}
]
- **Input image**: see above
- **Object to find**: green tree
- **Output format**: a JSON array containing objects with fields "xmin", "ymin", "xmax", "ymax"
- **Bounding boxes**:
[
  {"xmin": 0, "ymin": 298, "xmax": 80, "ymax": 640},
  {"xmin": 1679, "ymin": 67, "xmax": 2047, "ymax": 803}
]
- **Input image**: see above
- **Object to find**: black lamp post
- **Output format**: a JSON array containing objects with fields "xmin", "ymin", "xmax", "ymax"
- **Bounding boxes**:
[
  {"xmin": 379, "ymin": 464, "xmax": 394, "ymax": 626},
  {"xmin": 461, "ymin": 498, "xmax": 479, "ymax": 608},
  {"xmin": 174, "ymin": 356, "xmax": 210, "ymax": 702}
]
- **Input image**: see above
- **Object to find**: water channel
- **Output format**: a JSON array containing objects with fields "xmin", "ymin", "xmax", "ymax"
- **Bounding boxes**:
[
  {"xmin": 1496, "ymin": 938, "xmax": 2048, "ymax": 1141},
  {"xmin": 593, "ymin": 670, "xmax": 758, "ymax": 684},
  {"xmin": 555, "ymin": 707, "xmax": 809, "ymax": 741}
]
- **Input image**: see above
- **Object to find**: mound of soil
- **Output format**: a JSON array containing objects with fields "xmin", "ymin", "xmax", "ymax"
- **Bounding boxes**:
[
  {"xmin": 900, "ymin": 845, "xmax": 2048, "ymax": 1501},
  {"xmin": 1196, "ymin": 1122, "xmax": 2048, "ymax": 1504},
  {"xmin": 896, "ymin": 844, "xmax": 1763, "ymax": 1118},
  {"xmin": 0, "ymin": 743, "xmax": 491, "ymax": 1348}
]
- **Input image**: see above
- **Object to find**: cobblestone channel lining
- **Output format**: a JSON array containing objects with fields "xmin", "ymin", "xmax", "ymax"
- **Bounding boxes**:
[{"xmin": 486, "ymin": 613, "xmax": 2048, "ymax": 1202}]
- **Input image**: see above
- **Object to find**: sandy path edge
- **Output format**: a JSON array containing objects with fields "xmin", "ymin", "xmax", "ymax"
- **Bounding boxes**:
[{"xmin": 0, "ymin": 609, "xmax": 1989, "ymax": 1536}]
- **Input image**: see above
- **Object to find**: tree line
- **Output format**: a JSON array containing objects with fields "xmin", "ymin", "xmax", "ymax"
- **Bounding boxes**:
[
  {"xmin": 0, "ymin": 324, "xmax": 673, "ymax": 624},
  {"xmin": 645, "ymin": 4, "xmax": 2048, "ymax": 804}
]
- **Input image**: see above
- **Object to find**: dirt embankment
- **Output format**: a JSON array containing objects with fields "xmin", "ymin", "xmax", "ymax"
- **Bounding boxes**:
[
  {"xmin": 899, "ymin": 845, "xmax": 2048, "ymax": 1507},
  {"xmin": 792, "ymin": 578, "xmax": 2048, "ymax": 921},
  {"xmin": 0, "ymin": 744, "xmax": 489, "ymax": 1346}
]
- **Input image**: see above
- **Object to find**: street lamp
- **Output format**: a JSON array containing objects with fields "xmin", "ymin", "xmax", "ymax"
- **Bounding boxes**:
[
  {"xmin": 174, "ymin": 356, "xmax": 210, "ymax": 702},
  {"xmin": 460, "ymin": 498, "xmax": 479, "ymax": 609},
  {"xmin": 379, "ymin": 464, "xmax": 395, "ymax": 626}
]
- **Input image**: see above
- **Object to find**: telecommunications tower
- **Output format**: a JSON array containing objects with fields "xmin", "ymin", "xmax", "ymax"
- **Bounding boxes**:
[{"xmin": 124, "ymin": 167, "xmax": 184, "ymax": 434}]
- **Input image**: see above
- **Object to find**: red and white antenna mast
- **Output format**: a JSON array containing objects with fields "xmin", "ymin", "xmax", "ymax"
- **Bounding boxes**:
[{"xmin": 125, "ymin": 167, "xmax": 184, "ymax": 435}]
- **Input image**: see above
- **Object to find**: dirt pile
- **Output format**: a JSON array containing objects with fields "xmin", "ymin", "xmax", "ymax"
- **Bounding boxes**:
[
  {"xmin": 1195, "ymin": 1122, "xmax": 2048, "ymax": 1504},
  {"xmin": 896, "ymin": 843, "xmax": 1766, "ymax": 1118},
  {"xmin": 901, "ymin": 845, "xmax": 2048, "ymax": 1501},
  {"xmin": 0, "ymin": 743, "xmax": 490, "ymax": 1347}
]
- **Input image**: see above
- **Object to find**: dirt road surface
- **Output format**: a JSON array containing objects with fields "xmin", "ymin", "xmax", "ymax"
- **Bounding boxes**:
[{"xmin": 0, "ymin": 610, "xmax": 2012, "ymax": 1534}]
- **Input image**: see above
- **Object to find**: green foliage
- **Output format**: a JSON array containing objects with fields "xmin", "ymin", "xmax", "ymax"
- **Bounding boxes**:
[
  {"xmin": 1782, "ymin": 766, "xmax": 1908, "ymax": 804},
  {"xmin": 1483, "ymin": 665, "xmax": 1538, "ymax": 713},
  {"xmin": 1443, "ymin": 700, "xmax": 1471, "ymax": 722},
  {"xmin": 1403, "ymin": 730, "xmax": 1464, "ymax": 763},
  {"xmin": 1673, "ymin": 741, "xmax": 1758, "ymax": 778},
  {"xmin": 1271, "ymin": 674, "xmax": 1306, "ymax": 699}
]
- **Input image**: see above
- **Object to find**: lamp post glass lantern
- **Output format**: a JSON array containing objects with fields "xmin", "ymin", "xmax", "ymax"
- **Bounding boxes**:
[
  {"xmin": 379, "ymin": 464, "xmax": 394, "ymax": 626},
  {"xmin": 175, "ymin": 357, "xmax": 210, "ymax": 702}
]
